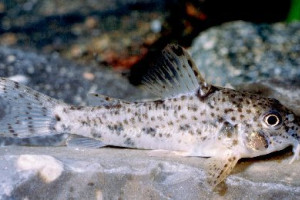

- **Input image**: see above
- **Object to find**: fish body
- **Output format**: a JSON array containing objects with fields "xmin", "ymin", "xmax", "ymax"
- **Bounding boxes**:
[{"xmin": 0, "ymin": 44, "xmax": 299, "ymax": 188}]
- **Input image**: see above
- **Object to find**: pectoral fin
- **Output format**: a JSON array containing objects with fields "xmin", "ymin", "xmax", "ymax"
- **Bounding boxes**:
[{"xmin": 205, "ymin": 153, "xmax": 240, "ymax": 189}]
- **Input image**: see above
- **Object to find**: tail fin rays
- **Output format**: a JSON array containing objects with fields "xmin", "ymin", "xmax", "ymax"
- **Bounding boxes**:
[{"xmin": 0, "ymin": 78, "xmax": 65, "ymax": 138}]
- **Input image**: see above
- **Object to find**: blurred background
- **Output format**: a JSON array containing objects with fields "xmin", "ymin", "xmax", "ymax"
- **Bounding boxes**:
[{"xmin": 0, "ymin": 0, "xmax": 299, "ymax": 85}]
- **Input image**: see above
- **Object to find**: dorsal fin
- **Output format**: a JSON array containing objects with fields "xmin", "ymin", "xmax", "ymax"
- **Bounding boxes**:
[{"xmin": 141, "ymin": 44, "xmax": 211, "ymax": 98}]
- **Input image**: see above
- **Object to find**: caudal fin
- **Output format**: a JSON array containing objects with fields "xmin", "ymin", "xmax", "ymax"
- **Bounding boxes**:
[{"xmin": 0, "ymin": 78, "xmax": 66, "ymax": 139}]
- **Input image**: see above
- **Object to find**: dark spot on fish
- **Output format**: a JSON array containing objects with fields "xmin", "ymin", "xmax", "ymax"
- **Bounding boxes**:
[
  {"xmin": 193, "ymin": 68, "xmax": 199, "ymax": 77},
  {"xmin": 171, "ymin": 45, "xmax": 184, "ymax": 56},
  {"xmin": 124, "ymin": 138, "xmax": 135, "ymax": 146},
  {"xmin": 55, "ymin": 114, "xmax": 61, "ymax": 121},
  {"xmin": 130, "ymin": 117, "xmax": 136, "ymax": 124},
  {"xmin": 142, "ymin": 113, "xmax": 148, "ymax": 119},
  {"xmin": 196, "ymin": 129, "xmax": 202, "ymax": 135},
  {"xmin": 142, "ymin": 127, "xmax": 156, "ymax": 137},
  {"xmin": 157, "ymin": 116, "xmax": 163, "ymax": 120},
  {"xmin": 188, "ymin": 105, "xmax": 198, "ymax": 112},
  {"xmin": 207, "ymin": 102, "xmax": 215, "ymax": 109},
  {"xmin": 217, "ymin": 117, "xmax": 224, "ymax": 123},
  {"xmin": 7, "ymin": 123, "xmax": 14, "ymax": 133},
  {"xmin": 34, "ymin": 93, "xmax": 40, "ymax": 101},
  {"xmin": 200, "ymin": 110, "xmax": 206, "ymax": 116},
  {"xmin": 168, "ymin": 121, "xmax": 174, "ymax": 125},
  {"xmin": 28, "ymin": 124, "xmax": 34, "ymax": 133},
  {"xmin": 14, "ymin": 82, "xmax": 19, "ymax": 89},
  {"xmin": 92, "ymin": 131, "xmax": 101, "ymax": 138},
  {"xmin": 107, "ymin": 124, "xmax": 124, "ymax": 135},
  {"xmin": 69, "ymin": 106, "xmax": 76, "ymax": 110},
  {"xmin": 224, "ymin": 108, "xmax": 234, "ymax": 114},
  {"xmin": 232, "ymin": 139, "xmax": 238, "ymax": 145},
  {"xmin": 88, "ymin": 182, "xmax": 95, "ymax": 187},
  {"xmin": 179, "ymin": 124, "xmax": 191, "ymax": 131},
  {"xmin": 114, "ymin": 110, "xmax": 120, "ymax": 115},
  {"xmin": 180, "ymin": 114, "xmax": 187, "ymax": 119},
  {"xmin": 188, "ymin": 130, "xmax": 194, "ymax": 135}
]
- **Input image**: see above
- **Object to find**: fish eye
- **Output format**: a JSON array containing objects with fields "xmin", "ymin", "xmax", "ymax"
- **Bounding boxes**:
[{"xmin": 264, "ymin": 112, "xmax": 282, "ymax": 127}]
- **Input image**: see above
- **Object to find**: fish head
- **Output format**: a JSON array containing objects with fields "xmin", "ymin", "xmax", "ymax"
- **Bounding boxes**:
[{"xmin": 241, "ymin": 95, "xmax": 300, "ymax": 160}]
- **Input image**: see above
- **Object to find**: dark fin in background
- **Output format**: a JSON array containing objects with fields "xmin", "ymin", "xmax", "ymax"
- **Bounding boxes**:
[
  {"xmin": 141, "ymin": 44, "xmax": 211, "ymax": 98},
  {"xmin": 0, "ymin": 78, "xmax": 66, "ymax": 139}
]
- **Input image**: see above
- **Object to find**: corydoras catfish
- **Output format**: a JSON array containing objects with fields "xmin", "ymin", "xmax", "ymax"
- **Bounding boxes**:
[{"xmin": 0, "ymin": 44, "xmax": 300, "ymax": 188}]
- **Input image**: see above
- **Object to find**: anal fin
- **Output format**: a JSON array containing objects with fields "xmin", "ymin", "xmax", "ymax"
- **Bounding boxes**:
[{"xmin": 67, "ymin": 135, "xmax": 106, "ymax": 149}]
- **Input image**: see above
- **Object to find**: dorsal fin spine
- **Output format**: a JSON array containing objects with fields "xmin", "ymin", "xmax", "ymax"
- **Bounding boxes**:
[{"xmin": 141, "ymin": 44, "xmax": 211, "ymax": 98}]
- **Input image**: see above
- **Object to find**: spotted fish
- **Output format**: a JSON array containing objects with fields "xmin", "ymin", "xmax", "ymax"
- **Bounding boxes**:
[{"xmin": 0, "ymin": 44, "xmax": 300, "ymax": 189}]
